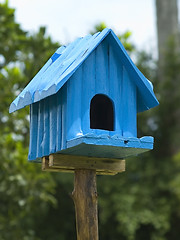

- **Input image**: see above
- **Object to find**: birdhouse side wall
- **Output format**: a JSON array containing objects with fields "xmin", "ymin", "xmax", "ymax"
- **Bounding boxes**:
[{"xmin": 28, "ymin": 85, "xmax": 67, "ymax": 161}]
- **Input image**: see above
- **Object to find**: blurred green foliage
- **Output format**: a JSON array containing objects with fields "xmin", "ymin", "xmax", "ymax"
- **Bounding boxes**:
[
  {"xmin": 91, "ymin": 22, "xmax": 135, "ymax": 52},
  {"xmin": 1, "ymin": 1, "xmax": 180, "ymax": 240}
]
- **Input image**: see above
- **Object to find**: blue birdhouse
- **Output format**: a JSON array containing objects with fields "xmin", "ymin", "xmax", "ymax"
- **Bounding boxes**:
[{"xmin": 10, "ymin": 28, "xmax": 159, "ymax": 174}]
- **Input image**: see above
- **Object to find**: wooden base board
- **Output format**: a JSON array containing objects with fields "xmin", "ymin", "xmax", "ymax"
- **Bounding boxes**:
[{"xmin": 42, "ymin": 154, "xmax": 125, "ymax": 175}]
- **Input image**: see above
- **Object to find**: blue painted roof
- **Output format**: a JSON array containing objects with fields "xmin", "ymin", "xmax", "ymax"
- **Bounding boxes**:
[{"xmin": 9, "ymin": 28, "xmax": 159, "ymax": 113}]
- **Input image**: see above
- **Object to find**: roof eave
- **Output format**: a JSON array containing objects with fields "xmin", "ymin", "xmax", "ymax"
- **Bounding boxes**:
[{"xmin": 108, "ymin": 30, "xmax": 159, "ymax": 112}]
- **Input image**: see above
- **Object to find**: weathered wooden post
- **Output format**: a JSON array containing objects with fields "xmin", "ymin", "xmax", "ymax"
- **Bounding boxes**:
[
  {"xmin": 10, "ymin": 28, "xmax": 159, "ymax": 239},
  {"xmin": 72, "ymin": 169, "xmax": 98, "ymax": 240}
]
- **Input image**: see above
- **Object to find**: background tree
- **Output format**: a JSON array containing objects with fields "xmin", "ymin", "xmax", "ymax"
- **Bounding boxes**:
[
  {"xmin": 156, "ymin": 0, "xmax": 180, "ymax": 79},
  {"xmin": 0, "ymin": 1, "xmax": 59, "ymax": 239},
  {"xmin": 155, "ymin": 0, "xmax": 180, "ymax": 157}
]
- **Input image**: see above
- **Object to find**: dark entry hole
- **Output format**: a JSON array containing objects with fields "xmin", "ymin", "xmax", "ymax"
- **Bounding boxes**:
[
  {"xmin": 90, "ymin": 94, "xmax": 114, "ymax": 131},
  {"xmin": 124, "ymin": 140, "xmax": 129, "ymax": 144}
]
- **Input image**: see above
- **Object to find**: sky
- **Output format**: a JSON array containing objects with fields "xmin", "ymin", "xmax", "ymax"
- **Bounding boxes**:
[{"xmin": 8, "ymin": 0, "xmax": 158, "ymax": 53}]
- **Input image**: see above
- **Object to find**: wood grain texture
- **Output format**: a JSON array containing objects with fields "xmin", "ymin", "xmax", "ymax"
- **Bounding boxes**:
[
  {"xmin": 72, "ymin": 169, "xmax": 99, "ymax": 240},
  {"xmin": 42, "ymin": 154, "xmax": 125, "ymax": 175},
  {"xmin": 122, "ymin": 66, "xmax": 137, "ymax": 137}
]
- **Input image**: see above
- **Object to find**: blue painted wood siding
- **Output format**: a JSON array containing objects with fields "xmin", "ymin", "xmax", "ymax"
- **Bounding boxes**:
[
  {"xmin": 66, "ymin": 38, "xmax": 137, "ymax": 140},
  {"xmin": 29, "ymin": 38, "xmax": 137, "ymax": 160},
  {"xmin": 28, "ymin": 86, "xmax": 67, "ymax": 160}
]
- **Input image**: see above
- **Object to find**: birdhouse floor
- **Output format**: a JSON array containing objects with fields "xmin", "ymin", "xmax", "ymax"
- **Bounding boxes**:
[{"xmin": 63, "ymin": 134, "xmax": 154, "ymax": 159}]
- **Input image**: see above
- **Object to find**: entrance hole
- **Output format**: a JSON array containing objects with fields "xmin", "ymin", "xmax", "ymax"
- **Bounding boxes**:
[{"xmin": 90, "ymin": 94, "xmax": 114, "ymax": 131}]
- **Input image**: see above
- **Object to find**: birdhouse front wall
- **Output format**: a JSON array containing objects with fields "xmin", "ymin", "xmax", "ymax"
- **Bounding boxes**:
[
  {"xmin": 28, "ymin": 38, "xmax": 137, "ymax": 161},
  {"xmin": 66, "ymin": 38, "xmax": 137, "ymax": 141}
]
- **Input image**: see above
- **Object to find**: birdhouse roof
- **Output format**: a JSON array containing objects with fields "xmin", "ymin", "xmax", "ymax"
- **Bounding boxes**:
[{"xmin": 9, "ymin": 28, "xmax": 159, "ymax": 113}]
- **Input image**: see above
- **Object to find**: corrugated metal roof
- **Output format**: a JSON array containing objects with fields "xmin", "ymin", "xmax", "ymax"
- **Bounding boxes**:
[{"xmin": 9, "ymin": 28, "xmax": 159, "ymax": 113}]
